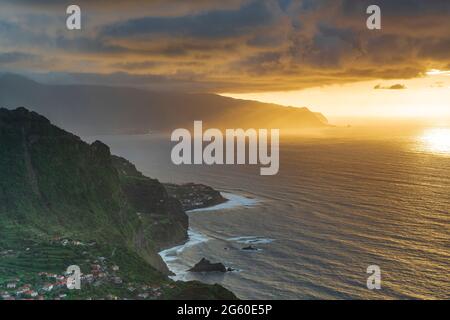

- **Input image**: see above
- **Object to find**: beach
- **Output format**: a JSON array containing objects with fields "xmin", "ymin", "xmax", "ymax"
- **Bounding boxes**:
[{"xmin": 158, "ymin": 193, "xmax": 260, "ymax": 282}]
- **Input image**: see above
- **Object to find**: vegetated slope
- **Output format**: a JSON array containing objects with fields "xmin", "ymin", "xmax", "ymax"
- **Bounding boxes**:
[{"xmin": 0, "ymin": 107, "xmax": 236, "ymax": 299}]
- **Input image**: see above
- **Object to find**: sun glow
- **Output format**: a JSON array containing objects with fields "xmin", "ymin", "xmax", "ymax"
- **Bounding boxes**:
[
  {"xmin": 419, "ymin": 128, "xmax": 450, "ymax": 155},
  {"xmin": 426, "ymin": 69, "xmax": 450, "ymax": 76},
  {"xmin": 222, "ymin": 73, "xmax": 450, "ymax": 121}
]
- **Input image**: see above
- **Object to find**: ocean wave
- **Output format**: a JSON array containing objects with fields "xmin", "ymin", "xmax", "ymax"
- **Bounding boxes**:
[
  {"xmin": 227, "ymin": 236, "xmax": 275, "ymax": 245},
  {"xmin": 159, "ymin": 192, "xmax": 261, "ymax": 281},
  {"xmin": 158, "ymin": 228, "xmax": 209, "ymax": 281}
]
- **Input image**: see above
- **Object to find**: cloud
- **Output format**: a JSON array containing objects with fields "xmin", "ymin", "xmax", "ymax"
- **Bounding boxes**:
[
  {"xmin": 0, "ymin": 0, "xmax": 449, "ymax": 92},
  {"xmin": 374, "ymin": 84, "xmax": 407, "ymax": 90},
  {"xmin": 111, "ymin": 61, "xmax": 161, "ymax": 70},
  {"xmin": 0, "ymin": 51, "xmax": 38, "ymax": 64},
  {"xmin": 100, "ymin": 1, "xmax": 281, "ymax": 40}
]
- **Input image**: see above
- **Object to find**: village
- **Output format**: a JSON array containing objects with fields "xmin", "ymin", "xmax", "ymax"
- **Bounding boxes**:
[{"xmin": 0, "ymin": 238, "xmax": 175, "ymax": 300}]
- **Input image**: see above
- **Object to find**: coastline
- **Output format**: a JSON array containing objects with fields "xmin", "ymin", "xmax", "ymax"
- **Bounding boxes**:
[
  {"xmin": 187, "ymin": 192, "xmax": 259, "ymax": 213},
  {"xmin": 158, "ymin": 192, "xmax": 259, "ymax": 281}
]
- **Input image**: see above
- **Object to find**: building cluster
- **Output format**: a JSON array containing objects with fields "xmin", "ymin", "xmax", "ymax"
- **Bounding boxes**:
[{"xmin": 0, "ymin": 253, "xmax": 176, "ymax": 300}]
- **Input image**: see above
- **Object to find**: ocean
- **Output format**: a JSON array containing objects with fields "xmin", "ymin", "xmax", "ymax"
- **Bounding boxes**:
[{"xmin": 87, "ymin": 126, "xmax": 450, "ymax": 299}]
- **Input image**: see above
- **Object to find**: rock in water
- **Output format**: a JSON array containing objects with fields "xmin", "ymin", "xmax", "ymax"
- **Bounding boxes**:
[{"xmin": 188, "ymin": 258, "xmax": 227, "ymax": 273}]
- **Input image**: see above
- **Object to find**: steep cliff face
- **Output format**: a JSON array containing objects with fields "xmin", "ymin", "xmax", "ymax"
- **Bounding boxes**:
[
  {"xmin": 1, "ymin": 108, "xmax": 132, "ymax": 236},
  {"xmin": 4, "ymin": 108, "xmax": 193, "ymax": 266},
  {"xmin": 0, "ymin": 108, "xmax": 237, "ymax": 299},
  {"xmin": 1, "ymin": 108, "xmax": 173, "ymax": 271},
  {"xmin": 111, "ymin": 155, "xmax": 189, "ymax": 250}
]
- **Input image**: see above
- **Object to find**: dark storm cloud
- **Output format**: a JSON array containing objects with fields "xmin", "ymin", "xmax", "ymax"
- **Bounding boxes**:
[
  {"xmin": 418, "ymin": 38, "xmax": 450, "ymax": 60},
  {"xmin": 0, "ymin": 0, "xmax": 449, "ymax": 92},
  {"xmin": 53, "ymin": 35, "xmax": 127, "ymax": 54},
  {"xmin": 101, "ymin": 1, "xmax": 278, "ymax": 39},
  {"xmin": 340, "ymin": 0, "xmax": 450, "ymax": 16},
  {"xmin": 0, "ymin": 0, "xmax": 249, "ymax": 16}
]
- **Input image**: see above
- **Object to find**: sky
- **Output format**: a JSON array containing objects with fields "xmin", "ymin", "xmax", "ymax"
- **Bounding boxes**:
[
  {"xmin": 224, "ymin": 72, "xmax": 450, "ymax": 123},
  {"xmin": 0, "ymin": 0, "xmax": 449, "ymax": 119}
]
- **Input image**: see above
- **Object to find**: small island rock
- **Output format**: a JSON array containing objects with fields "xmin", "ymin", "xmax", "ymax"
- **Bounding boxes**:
[{"xmin": 188, "ymin": 258, "xmax": 227, "ymax": 273}]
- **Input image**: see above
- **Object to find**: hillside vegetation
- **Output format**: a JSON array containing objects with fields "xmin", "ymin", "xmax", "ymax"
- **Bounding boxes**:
[{"xmin": 0, "ymin": 108, "xmax": 236, "ymax": 300}]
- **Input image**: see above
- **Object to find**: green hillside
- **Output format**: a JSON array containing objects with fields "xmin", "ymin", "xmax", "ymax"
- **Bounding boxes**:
[{"xmin": 0, "ymin": 107, "xmax": 236, "ymax": 300}]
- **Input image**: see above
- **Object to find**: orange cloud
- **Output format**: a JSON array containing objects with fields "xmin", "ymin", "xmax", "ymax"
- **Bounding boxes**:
[{"xmin": 0, "ymin": 0, "xmax": 448, "ymax": 93}]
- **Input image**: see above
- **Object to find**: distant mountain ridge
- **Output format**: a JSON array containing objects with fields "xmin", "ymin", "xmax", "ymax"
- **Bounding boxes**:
[{"xmin": 0, "ymin": 74, "xmax": 328, "ymax": 135}]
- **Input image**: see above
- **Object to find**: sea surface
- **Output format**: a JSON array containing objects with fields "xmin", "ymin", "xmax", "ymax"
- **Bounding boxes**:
[{"xmin": 87, "ymin": 126, "xmax": 450, "ymax": 299}]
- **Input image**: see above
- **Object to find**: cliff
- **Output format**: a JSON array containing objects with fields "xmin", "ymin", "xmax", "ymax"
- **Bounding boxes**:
[
  {"xmin": 111, "ymin": 155, "xmax": 189, "ymax": 251},
  {"xmin": 0, "ymin": 107, "xmax": 236, "ymax": 300}
]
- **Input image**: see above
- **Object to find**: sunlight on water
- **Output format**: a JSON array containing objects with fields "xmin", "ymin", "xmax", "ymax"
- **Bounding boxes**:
[
  {"xmin": 96, "ymin": 133, "xmax": 450, "ymax": 299},
  {"xmin": 419, "ymin": 128, "xmax": 450, "ymax": 155}
]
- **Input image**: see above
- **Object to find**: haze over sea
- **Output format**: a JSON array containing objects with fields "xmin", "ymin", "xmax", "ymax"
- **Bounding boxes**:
[{"xmin": 88, "ymin": 126, "xmax": 450, "ymax": 299}]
